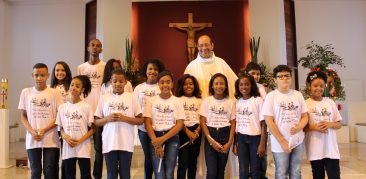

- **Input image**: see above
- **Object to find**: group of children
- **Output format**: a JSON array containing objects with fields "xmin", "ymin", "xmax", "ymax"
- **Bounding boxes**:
[{"xmin": 19, "ymin": 39, "xmax": 342, "ymax": 179}]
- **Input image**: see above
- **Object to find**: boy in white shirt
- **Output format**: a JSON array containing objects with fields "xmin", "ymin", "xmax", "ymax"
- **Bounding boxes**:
[
  {"xmin": 18, "ymin": 63, "xmax": 62, "ymax": 179},
  {"xmin": 77, "ymin": 39, "xmax": 105, "ymax": 179},
  {"xmin": 262, "ymin": 65, "xmax": 308, "ymax": 179}
]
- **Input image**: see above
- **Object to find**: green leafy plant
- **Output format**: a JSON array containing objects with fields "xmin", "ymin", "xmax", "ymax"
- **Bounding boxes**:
[
  {"xmin": 122, "ymin": 38, "xmax": 141, "ymax": 86},
  {"xmin": 258, "ymin": 62, "xmax": 276, "ymax": 90}
]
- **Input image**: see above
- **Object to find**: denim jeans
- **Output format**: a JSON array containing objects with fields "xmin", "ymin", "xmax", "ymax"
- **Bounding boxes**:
[
  {"xmin": 93, "ymin": 126, "xmax": 104, "ymax": 179},
  {"xmin": 237, "ymin": 134, "xmax": 261, "ymax": 179},
  {"xmin": 310, "ymin": 158, "xmax": 340, "ymax": 179},
  {"xmin": 62, "ymin": 158, "xmax": 91, "ymax": 179},
  {"xmin": 150, "ymin": 131, "xmax": 179, "ymax": 179},
  {"xmin": 259, "ymin": 132, "xmax": 268, "ymax": 179},
  {"xmin": 272, "ymin": 142, "xmax": 304, "ymax": 179},
  {"xmin": 27, "ymin": 148, "xmax": 60, "ymax": 179},
  {"xmin": 205, "ymin": 126, "xmax": 230, "ymax": 179},
  {"xmin": 177, "ymin": 124, "xmax": 201, "ymax": 179},
  {"xmin": 138, "ymin": 129, "xmax": 153, "ymax": 179},
  {"xmin": 104, "ymin": 150, "xmax": 133, "ymax": 179}
]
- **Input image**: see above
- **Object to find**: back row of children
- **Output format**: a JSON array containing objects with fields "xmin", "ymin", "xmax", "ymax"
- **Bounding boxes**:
[{"xmin": 19, "ymin": 38, "xmax": 342, "ymax": 179}]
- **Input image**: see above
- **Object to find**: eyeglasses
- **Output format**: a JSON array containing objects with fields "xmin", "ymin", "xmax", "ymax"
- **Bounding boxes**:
[
  {"xmin": 197, "ymin": 43, "xmax": 211, "ymax": 48},
  {"xmin": 276, "ymin": 74, "xmax": 291, "ymax": 80}
]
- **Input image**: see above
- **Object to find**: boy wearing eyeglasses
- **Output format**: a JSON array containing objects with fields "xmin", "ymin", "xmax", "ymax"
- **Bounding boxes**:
[{"xmin": 261, "ymin": 65, "xmax": 308, "ymax": 179}]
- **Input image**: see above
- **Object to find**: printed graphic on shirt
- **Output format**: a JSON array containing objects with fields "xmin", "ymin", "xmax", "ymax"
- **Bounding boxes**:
[
  {"xmin": 153, "ymin": 104, "xmax": 175, "ymax": 126},
  {"xmin": 236, "ymin": 107, "xmax": 253, "ymax": 128},
  {"xmin": 183, "ymin": 102, "xmax": 199, "ymax": 112},
  {"xmin": 154, "ymin": 104, "xmax": 174, "ymax": 113},
  {"xmin": 31, "ymin": 97, "xmax": 51, "ymax": 107},
  {"xmin": 309, "ymin": 107, "xmax": 331, "ymax": 123},
  {"xmin": 279, "ymin": 101, "xmax": 300, "ymax": 124},
  {"xmin": 30, "ymin": 97, "xmax": 52, "ymax": 120},
  {"xmin": 142, "ymin": 89, "xmax": 157, "ymax": 97},
  {"xmin": 64, "ymin": 110, "xmax": 84, "ymax": 132},
  {"xmin": 85, "ymin": 71, "xmax": 102, "ymax": 88},
  {"xmin": 108, "ymin": 102, "xmax": 129, "ymax": 112},
  {"xmin": 210, "ymin": 106, "xmax": 228, "ymax": 115}
]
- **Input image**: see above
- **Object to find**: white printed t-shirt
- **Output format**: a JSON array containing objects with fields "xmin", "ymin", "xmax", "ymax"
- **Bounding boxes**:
[
  {"xmin": 236, "ymin": 97, "xmax": 263, "ymax": 135},
  {"xmin": 305, "ymin": 98, "xmax": 341, "ymax": 161},
  {"xmin": 77, "ymin": 61, "xmax": 106, "ymax": 112},
  {"xmin": 144, "ymin": 95, "xmax": 185, "ymax": 131},
  {"xmin": 200, "ymin": 96, "xmax": 236, "ymax": 128},
  {"xmin": 95, "ymin": 92, "xmax": 142, "ymax": 153},
  {"xmin": 18, "ymin": 86, "xmax": 62, "ymax": 149},
  {"xmin": 180, "ymin": 96, "xmax": 202, "ymax": 127},
  {"xmin": 261, "ymin": 89, "xmax": 308, "ymax": 152},
  {"xmin": 134, "ymin": 82, "xmax": 160, "ymax": 131},
  {"xmin": 257, "ymin": 83, "xmax": 267, "ymax": 99},
  {"xmin": 56, "ymin": 101, "xmax": 94, "ymax": 159},
  {"xmin": 100, "ymin": 81, "xmax": 133, "ymax": 96},
  {"xmin": 54, "ymin": 84, "xmax": 68, "ymax": 103}
]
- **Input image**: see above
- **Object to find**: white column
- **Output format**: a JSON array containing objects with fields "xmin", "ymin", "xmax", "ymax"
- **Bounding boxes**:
[
  {"xmin": 97, "ymin": 0, "xmax": 132, "ymax": 61},
  {"xmin": 0, "ymin": 109, "xmax": 11, "ymax": 168},
  {"xmin": 248, "ymin": 0, "xmax": 287, "ymax": 67},
  {"xmin": 0, "ymin": 1, "xmax": 7, "ymax": 78}
]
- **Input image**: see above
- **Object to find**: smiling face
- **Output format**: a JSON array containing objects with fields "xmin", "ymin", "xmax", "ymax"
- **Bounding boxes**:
[
  {"xmin": 239, "ymin": 77, "xmax": 252, "ymax": 99},
  {"xmin": 32, "ymin": 67, "xmax": 49, "ymax": 90},
  {"xmin": 158, "ymin": 75, "xmax": 173, "ymax": 95},
  {"xmin": 212, "ymin": 76, "xmax": 226, "ymax": 97},
  {"xmin": 247, "ymin": 69, "xmax": 261, "ymax": 83},
  {"xmin": 183, "ymin": 77, "xmax": 195, "ymax": 97},
  {"xmin": 309, "ymin": 78, "xmax": 325, "ymax": 100},
  {"xmin": 197, "ymin": 35, "xmax": 214, "ymax": 58},
  {"xmin": 55, "ymin": 64, "xmax": 66, "ymax": 82},
  {"xmin": 146, "ymin": 63, "xmax": 159, "ymax": 83},
  {"xmin": 111, "ymin": 74, "xmax": 126, "ymax": 94},
  {"xmin": 69, "ymin": 78, "xmax": 84, "ymax": 99}
]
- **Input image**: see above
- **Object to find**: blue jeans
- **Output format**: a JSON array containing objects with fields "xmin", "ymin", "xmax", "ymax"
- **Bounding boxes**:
[
  {"xmin": 138, "ymin": 129, "xmax": 153, "ymax": 179},
  {"xmin": 237, "ymin": 134, "xmax": 261, "ymax": 179},
  {"xmin": 104, "ymin": 150, "xmax": 133, "ymax": 179},
  {"xmin": 150, "ymin": 131, "xmax": 179, "ymax": 179},
  {"xmin": 93, "ymin": 126, "xmax": 104, "ymax": 179},
  {"xmin": 205, "ymin": 126, "xmax": 230, "ymax": 179},
  {"xmin": 62, "ymin": 158, "xmax": 91, "ymax": 179},
  {"xmin": 272, "ymin": 142, "xmax": 304, "ymax": 179},
  {"xmin": 259, "ymin": 132, "xmax": 268, "ymax": 179},
  {"xmin": 177, "ymin": 124, "xmax": 201, "ymax": 179},
  {"xmin": 27, "ymin": 148, "xmax": 60, "ymax": 179}
]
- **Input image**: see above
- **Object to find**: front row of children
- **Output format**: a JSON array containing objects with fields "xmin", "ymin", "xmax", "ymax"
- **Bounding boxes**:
[{"xmin": 19, "ymin": 62, "xmax": 341, "ymax": 179}]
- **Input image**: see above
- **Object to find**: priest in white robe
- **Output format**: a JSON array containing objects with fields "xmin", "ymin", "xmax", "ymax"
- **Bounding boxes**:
[{"xmin": 184, "ymin": 35, "xmax": 239, "ymax": 178}]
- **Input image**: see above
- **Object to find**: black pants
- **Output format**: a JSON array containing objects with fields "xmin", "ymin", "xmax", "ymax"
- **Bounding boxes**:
[
  {"xmin": 177, "ymin": 124, "xmax": 201, "ymax": 179},
  {"xmin": 205, "ymin": 126, "xmax": 230, "ymax": 179},
  {"xmin": 310, "ymin": 158, "xmax": 340, "ymax": 179},
  {"xmin": 93, "ymin": 126, "xmax": 104, "ymax": 179},
  {"xmin": 62, "ymin": 158, "xmax": 91, "ymax": 179}
]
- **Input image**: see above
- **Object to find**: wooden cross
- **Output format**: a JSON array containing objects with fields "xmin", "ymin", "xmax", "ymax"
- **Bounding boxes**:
[
  {"xmin": 0, "ymin": 91, "xmax": 6, "ymax": 108},
  {"xmin": 169, "ymin": 13, "xmax": 212, "ymax": 62}
]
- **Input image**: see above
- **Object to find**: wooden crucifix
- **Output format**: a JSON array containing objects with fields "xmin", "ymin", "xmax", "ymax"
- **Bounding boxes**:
[{"xmin": 169, "ymin": 13, "xmax": 212, "ymax": 62}]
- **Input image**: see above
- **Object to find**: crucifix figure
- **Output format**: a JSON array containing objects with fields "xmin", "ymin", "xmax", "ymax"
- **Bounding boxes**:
[{"xmin": 169, "ymin": 13, "xmax": 212, "ymax": 62}]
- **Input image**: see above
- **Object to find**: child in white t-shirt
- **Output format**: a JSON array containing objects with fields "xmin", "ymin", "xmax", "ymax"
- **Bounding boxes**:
[
  {"xmin": 200, "ymin": 73, "xmax": 236, "ymax": 179},
  {"xmin": 175, "ymin": 74, "xmax": 202, "ymax": 179},
  {"xmin": 304, "ymin": 71, "xmax": 342, "ymax": 179},
  {"xmin": 95, "ymin": 69, "xmax": 143, "ymax": 179},
  {"xmin": 262, "ymin": 65, "xmax": 308, "ymax": 179},
  {"xmin": 56, "ymin": 75, "xmax": 94, "ymax": 179},
  {"xmin": 233, "ymin": 73, "xmax": 266, "ymax": 179},
  {"xmin": 51, "ymin": 61, "xmax": 72, "ymax": 103},
  {"xmin": 100, "ymin": 58, "xmax": 133, "ymax": 96},
  {"xmin": 77, "ymin": 39, "xmax": 105, "ymax": 179},
  {"xmin": 134, "ymin": 59, "xmax": 165, "ymax": 179},
  {"xmin": 144, "ymin": 71, "xmax": 185, "ymax": 179},
  {"xmin": 18, "ymin": 63, "xmax": 62, "ymax": 179}
]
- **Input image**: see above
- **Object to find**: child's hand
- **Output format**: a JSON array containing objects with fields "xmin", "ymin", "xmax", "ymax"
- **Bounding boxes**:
[
  {"xmin": 313, "ymin": 123, "xmax": 328, "ymax": 133},
  {"xmin": 64, "ymin": 135, "xmax": 79, "ymax": 147},
  {"xmin": 257, "ymin": 143, "xmax": 266, "ymax": 158},
  {"xmin": 290, "ymin": 125, "xmax": 301, "ymax": 135},
  {"xmin": 151, "ymin": 137, "xmax": 164, "ymax": 148},
  {"xmin": 37, "ymin": 129, "xmax": 45, "ymax": 140},
  {"xmin": 279, "ymin": 140, "xmax": 292, "ymax": 154},
  {"xmin": 221, "ymin": 143, "xmax": 231, "ymax": 154},
  {"xmin": 232, "ymin": 143, "xmax": 238, "ymax": 156},
  {"xmin": 186, "ymin": 130, "xmax": 198, "ymax": 143},
  {"xmin": 317, "ymin": 121, "xmax": 331, "ymax": 132},
  {"xmin": 155, "ymin": 146, "xmax": 164, "ymax": 158}
]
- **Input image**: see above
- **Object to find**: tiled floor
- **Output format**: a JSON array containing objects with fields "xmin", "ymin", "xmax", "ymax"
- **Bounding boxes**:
[{"xmin": 1, "ymin": 142, "xmax": 366, "ymax": 178}]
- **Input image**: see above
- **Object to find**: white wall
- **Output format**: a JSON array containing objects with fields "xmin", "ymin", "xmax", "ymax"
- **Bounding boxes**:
[
  {"xmin": 4, "ymin": 0, "xmax": 86, "ymax": 141},
  {"xmin": 295, "ymin": 0, "xmax": 366, "ymax": 103},
  {"xmin": 0, "ymin": 1, "xmax": 7, "ymax": 78},
  {"xmin": 249, "ymin": 0, "xmax": 287, "ymax": 67}
]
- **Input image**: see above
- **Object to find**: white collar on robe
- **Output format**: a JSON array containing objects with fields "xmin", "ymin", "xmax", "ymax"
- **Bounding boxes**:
[{"xmin": 196, "ymin": 52, "xmax": 216, "ymax": 64}]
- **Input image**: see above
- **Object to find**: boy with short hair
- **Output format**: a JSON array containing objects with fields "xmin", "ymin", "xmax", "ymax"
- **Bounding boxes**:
[
  {"xmin": 77, "ymin": 39, "xmax": 106, "ymax": 179},
  {"xmin": 261, "ymin": 64, "xmax": 308, "ymax": 179},
  {"xmin": 19, "ymin": 63, "xmax": 62, "ymax": 179}
]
